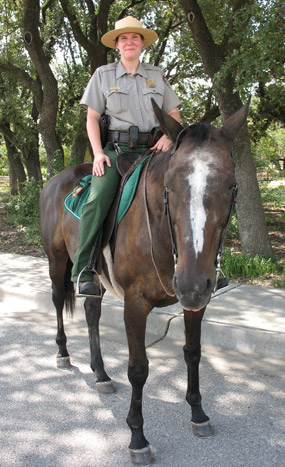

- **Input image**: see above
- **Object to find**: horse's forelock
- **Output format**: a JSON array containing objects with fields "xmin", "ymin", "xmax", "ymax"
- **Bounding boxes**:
[{"xmin": 186, "ymin": 122, "xmax": 213, "ymax": 145}]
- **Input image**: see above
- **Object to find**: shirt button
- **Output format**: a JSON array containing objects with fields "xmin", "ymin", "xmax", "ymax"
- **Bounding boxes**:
[
  {"xmin": 136, "ymin": 107, "xmax": 139, "ymax": 110},
  {"xmin": 134, "ymin": 92, "xmax": 137, "ymax": 96}
]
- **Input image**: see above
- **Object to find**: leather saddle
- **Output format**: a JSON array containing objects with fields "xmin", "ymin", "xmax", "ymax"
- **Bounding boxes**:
[{"xmin": 86, "ymin": 150, "xmax": 151, "ymax": 273}]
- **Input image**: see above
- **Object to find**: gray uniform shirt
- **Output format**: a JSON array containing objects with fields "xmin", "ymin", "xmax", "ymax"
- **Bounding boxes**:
[{"xmin": 80, "ymin": 61, "xmax": 180, "ymax": 133}]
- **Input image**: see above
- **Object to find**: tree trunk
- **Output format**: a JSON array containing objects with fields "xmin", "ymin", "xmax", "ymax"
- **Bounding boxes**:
[
  {"xmin": 4, "ymin": 136, "xmax": 27, "ymax": 194},
  {"xmin": 70, "ymin": 115, "xmax": 88, "ymax": 165},
  {"xmin": 215, "ymin": 88, "xmax": 272, "ymax": 256},
  {"xmin": 24, "ymin": 0, "xmax": 63, "ymax": 176},
  {"xmin": 180, "ymin": 0, "xmax": 273, "ymax": 257},
  {"xmin": 23, "ymin": 147, "xmax": 42, "ymax": 182},
  {"xmin": 233, "ymin": 125, "xmax": 272, "ymax": 256}
]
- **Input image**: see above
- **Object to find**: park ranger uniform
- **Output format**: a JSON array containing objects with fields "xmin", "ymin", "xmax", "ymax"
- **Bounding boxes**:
[{"xmin": 71, "ymin": 60, "xmax": 180, "ymax": 282}]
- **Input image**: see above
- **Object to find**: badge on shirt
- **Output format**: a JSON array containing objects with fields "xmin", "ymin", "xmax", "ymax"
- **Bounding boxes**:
[
  {"xmin": 109, "ymin": 86, "xmax": 121, "ymax": 90},
  {"xmin": 147, "ymin": 78, "xmax": 155, "ymax": 88}
]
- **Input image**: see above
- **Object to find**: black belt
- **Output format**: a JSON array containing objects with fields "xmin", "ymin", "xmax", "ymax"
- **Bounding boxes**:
[
  {"xmin": 107, "ymin": 127, "xmax": 163, "ymax": 148},
  {"xmin": 107, "ymin": 130, "xmax": 150, "ymax": 145}
]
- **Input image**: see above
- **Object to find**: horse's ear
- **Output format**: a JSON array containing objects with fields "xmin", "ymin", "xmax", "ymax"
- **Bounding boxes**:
[
  {"xmin": 221, "ymin": 97, "xmax": 251, "ymax": 141},
  {"xmin": 151, "ymin": 98, "xmax": 183, "ymax": 143}
]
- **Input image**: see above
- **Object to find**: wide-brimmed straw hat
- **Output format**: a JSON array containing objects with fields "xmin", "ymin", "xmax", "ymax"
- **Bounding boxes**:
[{"xmin": 101, "ymin": 16, "xmax": 158, "ymax": 49}]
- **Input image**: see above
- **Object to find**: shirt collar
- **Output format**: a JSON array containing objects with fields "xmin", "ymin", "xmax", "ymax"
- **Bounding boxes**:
[{"xmin": 116, "ymin": 61, "xmax": 148, "ymax": 79}]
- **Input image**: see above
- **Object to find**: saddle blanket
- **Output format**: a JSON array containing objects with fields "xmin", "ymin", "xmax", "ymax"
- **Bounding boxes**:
[{"xmin": 63, "ymin": 157, "xmax": 148, "ymax": 224}]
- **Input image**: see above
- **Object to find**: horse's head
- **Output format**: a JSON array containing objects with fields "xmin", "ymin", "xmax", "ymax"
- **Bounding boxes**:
[{"xmin": 152, "ymin": 98, "xmax": 250, "ymax": 311}]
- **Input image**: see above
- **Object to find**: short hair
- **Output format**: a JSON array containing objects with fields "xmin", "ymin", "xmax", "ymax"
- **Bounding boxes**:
[{"xmin": 115, "ymin": 33, "xmax": 144, "ymax": 44}]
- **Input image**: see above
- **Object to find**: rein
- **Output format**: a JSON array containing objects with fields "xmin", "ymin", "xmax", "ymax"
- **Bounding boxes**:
[
  {"xmin": 213, "ymin": 182, "xmax": 238, "ymax": 293},
  {"xmin": 143, "ymin": 152, "xmax": 176, "ymax": 297}
]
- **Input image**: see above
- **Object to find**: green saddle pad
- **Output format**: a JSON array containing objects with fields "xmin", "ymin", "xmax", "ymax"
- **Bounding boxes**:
[
  {"xmin": 63, "ymin": 156, "xmax": 149, "ymax": 224},
  {"xmin": 63, "ymin": 174, "xmax": 92, "ymax": 221}
]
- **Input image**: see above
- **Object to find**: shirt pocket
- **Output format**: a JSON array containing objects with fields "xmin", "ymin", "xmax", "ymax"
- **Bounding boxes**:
[
  {"xmin": 142, "ymin": 87, "xmax": 164, "ymax": 111},
  {"xmin": 105, "ymin": 88, "xmax": 129, "ymax": 113}
]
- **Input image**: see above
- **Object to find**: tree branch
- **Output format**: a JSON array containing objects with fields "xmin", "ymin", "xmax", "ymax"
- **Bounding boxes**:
[
  {"xmin": 179, "ymin": 0, "xmax": 224, "ymax": 77},
  {"xmin": 0, "ymin": 62, "xmax": 43, "ymax": 110},
  {"xmin": 60, "ymin": 0, "xmax": 93, "ymax": 51}
]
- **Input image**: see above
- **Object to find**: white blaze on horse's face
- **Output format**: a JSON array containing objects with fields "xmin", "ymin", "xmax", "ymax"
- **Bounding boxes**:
[{"xmin": 187, "ymin": 149, "xmax": 214, "ymax": 257}]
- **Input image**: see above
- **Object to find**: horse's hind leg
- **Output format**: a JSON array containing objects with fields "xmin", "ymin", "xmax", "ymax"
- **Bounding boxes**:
[
  {"xmin": 84, "ymin": 295, "xmax": 115, "ymax": 394},
  {"xmin": 183, "ymin": 308, "xmax": 213, "ymax": 438},
  {"xmin": 50, "ymin": 255, "xmax": 72, "ymax": 368}
]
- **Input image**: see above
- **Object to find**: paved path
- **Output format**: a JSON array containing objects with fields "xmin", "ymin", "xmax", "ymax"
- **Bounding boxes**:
[{"xmin": 0, "ymin": 253, "xmax": 284, "ymax": 466}]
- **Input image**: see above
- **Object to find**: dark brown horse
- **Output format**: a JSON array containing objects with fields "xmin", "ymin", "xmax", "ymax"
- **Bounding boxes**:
[{"xmin": 40, "ymin": 100, "xmax": 249, "ymax": 464}]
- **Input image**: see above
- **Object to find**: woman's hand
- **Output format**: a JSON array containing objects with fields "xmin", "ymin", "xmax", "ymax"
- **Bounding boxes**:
[
  {"xmin": 150, "ymin": 134, "xmax": 173, "ymax": 153},
  {"xmin": 93, "ymin": 152, "xmax": 111, "ymax": 176}
]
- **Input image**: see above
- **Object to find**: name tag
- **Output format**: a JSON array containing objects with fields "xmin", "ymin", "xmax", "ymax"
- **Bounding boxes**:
[{"xmin": 109, "ymin": 86, "xmax": 121, "ymax": 90}]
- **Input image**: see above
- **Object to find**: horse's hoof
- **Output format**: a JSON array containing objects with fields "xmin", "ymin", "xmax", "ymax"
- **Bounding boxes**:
[
  {"xmin": 56, "ymin": 356, "xmax": 71, "ymax": 368},
  {"xmin": 191, "ymin": 420, "xmax": 214, "ymax": 438},
  {"xmin": 129, "ymin": 445, "xmax": 154, "ymax": 465},
  {"xmin": 95, "ymin": 380, "xmax": 116, "ymax": 394}
]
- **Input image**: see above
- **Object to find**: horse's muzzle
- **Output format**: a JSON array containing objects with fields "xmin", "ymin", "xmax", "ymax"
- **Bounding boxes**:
[{"xmin": 173, "ymin": 271, "xmax": 212, "ymax": 311}]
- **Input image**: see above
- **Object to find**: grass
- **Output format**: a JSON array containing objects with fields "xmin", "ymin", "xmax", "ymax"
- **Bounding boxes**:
[
  {"xmin": 221, "ymin": 249, "xmax": 284, "ymax": 281},
  {"xmin": 260, "ymin": 182, "xmax": 285, "ymax": 207}
]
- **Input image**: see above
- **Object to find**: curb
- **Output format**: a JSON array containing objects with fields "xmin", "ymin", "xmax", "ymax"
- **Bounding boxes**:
[{"xmin": 1, "ymin": 278, "xmax": 284, "ymax": 360}]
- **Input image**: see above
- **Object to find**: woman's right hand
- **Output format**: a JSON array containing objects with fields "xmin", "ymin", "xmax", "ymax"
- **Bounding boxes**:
[{"xmin": 92, "ymin": 152, "xmax": 111, "ymax": 176}]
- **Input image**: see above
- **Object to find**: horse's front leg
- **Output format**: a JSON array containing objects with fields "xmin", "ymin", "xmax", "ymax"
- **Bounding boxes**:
[
  {"xmin": 84, "ymin": 296, "xmax": 115, "ymax": 394},
  {"xmin": 183, "ymin": 308, "xmax": 213, "ymax": 438},
  {"xmin": 124, "ymin": 295, "xmax": 153, "ymax": 465}
]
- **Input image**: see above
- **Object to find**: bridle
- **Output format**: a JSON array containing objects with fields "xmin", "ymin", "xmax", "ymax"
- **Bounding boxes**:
[
  {"xmin": 144, "ymin": 126, "xmax": 238, "ymax": 297},
  {"xmin": 213, "ymin": 180, "xmax": 238, "ymax": 293}
]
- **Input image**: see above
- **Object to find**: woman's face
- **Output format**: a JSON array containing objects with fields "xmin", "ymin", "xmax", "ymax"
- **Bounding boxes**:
[{"xmin": 116, "ymin": 32, "xmax": 144, "ymax": 61}]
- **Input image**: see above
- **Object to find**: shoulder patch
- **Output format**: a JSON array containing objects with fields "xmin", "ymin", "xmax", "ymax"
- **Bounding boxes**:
[
  {"xmin": 143, "ymin": 63, "xmax": 162, "ymax": 73},
  {"xmin": 99, "ymin": 62, "xmax": 117, "ymax": 73}
]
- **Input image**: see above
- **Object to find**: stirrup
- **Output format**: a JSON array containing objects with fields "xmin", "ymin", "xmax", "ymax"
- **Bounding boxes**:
[
  {"xmin": 213, "ymin": 268, "xmax": 228, "ymax": 295},
  {"xmin": 75, "ymin": 267, "xmax": 103, "ymax": 298}
]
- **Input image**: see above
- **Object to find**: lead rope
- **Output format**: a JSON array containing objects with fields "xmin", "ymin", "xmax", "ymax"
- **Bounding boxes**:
[{"xmin": 143, "ymin": 153, "xmax": 176, "ymax": 297}]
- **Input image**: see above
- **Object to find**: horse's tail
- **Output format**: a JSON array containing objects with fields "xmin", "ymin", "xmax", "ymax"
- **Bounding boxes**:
[{"xmin": 64, "ymin": 258, "xmax": 75, "ymax": 316}]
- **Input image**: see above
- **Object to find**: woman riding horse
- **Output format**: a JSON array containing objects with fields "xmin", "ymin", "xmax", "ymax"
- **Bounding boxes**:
[{"xmin": 72, "ymin": 16, "xmax": 181, "ymax": 296}]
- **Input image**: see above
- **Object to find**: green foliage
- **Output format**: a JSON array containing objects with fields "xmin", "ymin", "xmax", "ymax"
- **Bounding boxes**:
[
  {"xmin": 50, "ymin": 150, "xmax": 65, "ymax": 175},
  {"xmin": 0, "ymin": 143, "xmax": 8, "ymax": 175},
  {"xmin": 250, "ymin": 112, "xmax": 285, "ymax": 170},
  {"xmin": 8, "ymin": 180, "xmax": 42, "ymax": 229},
  {"xmin": 221, "ymin": 249, "xmax": 283, "ymax": 281},
  {"xmin": 259, "ymin": 182, "xmax": 285, "ymax": 207},
  {"xmin": 226, "ymin": 213, "xmax": 239, "ymax": 240}
]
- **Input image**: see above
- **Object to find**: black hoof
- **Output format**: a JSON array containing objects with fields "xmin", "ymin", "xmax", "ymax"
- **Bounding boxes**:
[
  {"xmin": 95, "ymin": 380, "xmax": 116, "ymax": 394},
  {"xmin": 129, "ymin": 445, "xmax": 154, "ymax": 465},
  {"xmin": 191, "ymin": 420, "xmax": 214, "ymax": 438},
  {"xmin": 56, "ymin": 355, "xmax": 71, "ymax": 368}
]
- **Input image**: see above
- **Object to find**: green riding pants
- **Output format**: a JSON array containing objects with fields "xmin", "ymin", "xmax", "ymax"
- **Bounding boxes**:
[{"xmin": 71, "ymin": 142, "xmax": 147, "ymax": 282}]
